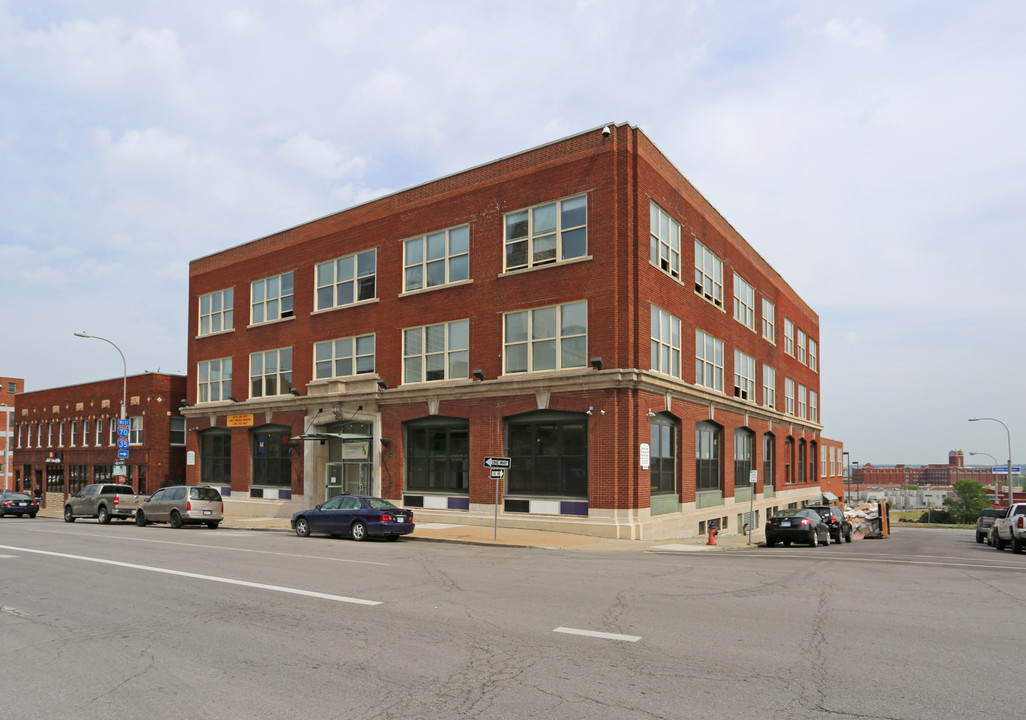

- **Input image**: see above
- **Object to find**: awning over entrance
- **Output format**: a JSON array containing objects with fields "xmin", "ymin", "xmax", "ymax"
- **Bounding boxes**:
[
  {"xmin": 822, "ymin": 491, "xmax": 839, "ymax": 502},
  {"xmin": 291, "ymin": 432, "xmax": 373, "ymax": 442}
]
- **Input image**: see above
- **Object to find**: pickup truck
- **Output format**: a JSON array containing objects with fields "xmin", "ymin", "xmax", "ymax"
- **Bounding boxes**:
[
  {"xmin": 989, "ymin": 503, "xmax": 1026, "ymax": 553},
  {"xmin": 64, "ymin": 483, "xmax": 144, "ymax": 524}
]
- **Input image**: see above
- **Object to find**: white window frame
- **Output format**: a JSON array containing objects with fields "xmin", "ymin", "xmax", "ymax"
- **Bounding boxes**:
[
  {"xmin": 95, "ymin": 419, "xmax": 103, "ymax": 446},
  {"xmin": 650, "ymin": 202, "xmax": 681, "ymax": 279},
  {"xmin": 82, "ymin": 417, "xmax": 90, "ymax": 447},
  {"xmin": 129, "ymin": 416, "xmax": 143, "ymax": 445},
  {"xmin": 170, "ymin": 417, "xmax": 186, "ymax": 446},
  {"xmin": 798, "ymin": 383, "xmax": 807, "ymax": 419},
  {"xmin": 650, "ymin": 305, "xmax": 682, "ymax": 378},
  {"xmin": 199, "ymin": 287, "xmax": 234, "ymax": 336},
  {"xmin": 404, "ymin": 319, "xmax": 469, "ymax": 383},
  {"xmin": 404, "ymin": 225, "xmax": 470, "ymax": 292},
  {"xmin": 316, "ymin": 249, "xmax": 376, "ymax": 310},
  {"xmin": 694, "ymin": 239, "xmax": 724, "ymax": 308},
  {"xmin": 70, "ymin": 420, "xmax": 77, "ymax": 447},
  {"xmin": 733, "ymin": 274, "xmax": 755, "ymax": 330},
  {"xmin": 762, "ymin": 298, "xmax": 775, "ymax": 343},
  {"xmin": 251, "ymin": 272, "xmax": 294, "ymax": 324},
  {"xmin": 763, "ymin": 365, "xmax": 776, "ymax": 409},
  {"xmin": 784, "ymin": 318, "xmax": 794, "ymax": 356},
  {"xmin": 250, "ymin": 348, "xmax": 293, "ymax": 398},
  {"xmin": 733, "ymin": 350, "xmax": 756, "ymax": 401},
  {"xmin": 785, "ymin": 378, "xmax": 795, "ymax": 416},
  {"xmin": 109, "ymin": 419, "xmax": 115, "ymax": 446},
  {"xmin": 797, "ymin": 328, "xmax": 807, "ymax": 365},
  {"xmin": 810, "ymin": 390, "xmax": 819, "ymax": 423},
  {"xmin": 314, "ymin": 334, "xmax": 376, "ymax": 379},
  {"xmin": 695, "ymin": 329, "xmax": 724, "ymax": 391},
  {"xmin": 504, "ymin": 301, "xmax": 588, "ymax": 375},
  {"xmin": 504, "ymin": 194, "xmax": 588, "ymax": 272},
  {"xmin": 59, "ymin": 422, "xmax": 64, "ymax": 446},
  {"xmin": 809, "ymin": 339, "xmax": 818, "ymax": 372},
  {"xmin": 198, "ymin": 358, "xmax": 233, "ymax": 404}
]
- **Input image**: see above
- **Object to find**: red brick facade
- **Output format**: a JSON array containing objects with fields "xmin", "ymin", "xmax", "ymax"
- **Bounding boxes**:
[
  {"xmin": 184, "ymin": 123, "xmax": 831, "ymax": 539},
  {"xmin": 1, "ymin": 376, "xmax": 23, "ymax": 491}
]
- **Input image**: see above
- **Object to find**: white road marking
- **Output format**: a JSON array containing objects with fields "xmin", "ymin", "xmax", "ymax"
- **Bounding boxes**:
[
  {"xmin": 0, "ymin": 544, "xmax": 382, "ymax": 605},
  {"xmin": 649, "ymin": 543, "xmax": 715, "ymax": 552},
  {"xmin": 554, "ymin": 626, "xmax": 641, "ymax": 642}
]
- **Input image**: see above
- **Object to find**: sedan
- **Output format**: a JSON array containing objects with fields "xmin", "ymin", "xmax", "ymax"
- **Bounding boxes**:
[
  {"xmin": 292, "ymin": 495, "xmax": 414, "ymax": 541},
  {"xmin": 0, "ymin": 492, "xmax": 39, "ymax": 518},
  {"xmin": 764, "ymin": 508, "xmax": 831, "ymax": 548}
]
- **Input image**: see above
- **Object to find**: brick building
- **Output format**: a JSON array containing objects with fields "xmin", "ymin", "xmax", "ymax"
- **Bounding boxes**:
[
  {"xmin": 13, "ymin": 373, "xmax": 187, "ymax": 507},
  {"xmin": 184, "ymin": 122, "xmax": 830, "ymax": 539},
  {"xmin": 852, "ymin": 450, "xmax": 997, "ymax": 490},
  {"xmin": 1, "ymin": 376, "xmax": 23, "ymax": 491}
]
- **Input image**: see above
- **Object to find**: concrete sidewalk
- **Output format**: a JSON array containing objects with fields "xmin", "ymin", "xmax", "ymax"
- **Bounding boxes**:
[{"xmin": 38, "ymin": 506, "xmax": 759, "ymax": 552}]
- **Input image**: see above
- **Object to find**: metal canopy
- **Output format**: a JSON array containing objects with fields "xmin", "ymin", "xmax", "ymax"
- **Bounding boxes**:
[
  {"xmin": 291, "ymin": 432, "xmax": 373, "ymax": 442},
  {"xmin": 822, "ymin": 491, "xmax": 839, "ymax": 502}
]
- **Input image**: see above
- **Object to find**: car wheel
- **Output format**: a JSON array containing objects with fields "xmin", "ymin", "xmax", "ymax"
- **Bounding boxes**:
[
  {"xmin": 29, "ymin": 513, "xmax": 37, "ymax": 519},
  {"xmin": 207, "ymin": 522, "xmax": 220, "ymax": 529},
  {"xmin": 136, "ymin": 511, "xmax": 148, "ymax": 527},
  {"xmin": 98, "ymin": 506, "xmax": 110, "ymax": 524},
  {"xmin": 64, "ymin": 506, "xmax": 76, "ymax": 523},
  {"xmin": 295, "ymin": 517, "xmax": 311, "ymax": 537},
  {"xmin": 765, "ymin": 540, "xmax": 775, "ymax": 547},
  {"xmin": 169, "ymin": 511, "xmax": 183, "ymax": 529},
  {"xmin": 994, "ymin": 535, "xmax": 1005, "ymax": 551},
  {"xmin": 783, "ymin": 540, "xmax": 791, "ymax": 547},
  {"xmin": 1013, "ymin": 538, "xmax": 1024, "ymax": 554},
  {"xmin": 386, "ymin": 534, "xmax": 400, "ymax": 541},
  {"xmin": 350, "ymin": 520, "xmax": 368, "ymax": 541},
  {"xmin": 810, "ymin": 532, "xmax": 818, "ymax": 548},
  {"xmin": 976, "ymin": 532, "xmax": 985, "ymax": 544},
  {"xmin": 844, "ymin": 531, "xmax": 852, "ymax": 543}
]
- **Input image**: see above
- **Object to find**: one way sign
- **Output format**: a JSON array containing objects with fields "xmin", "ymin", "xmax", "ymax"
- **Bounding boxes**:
[{"xmin": 483, "ymin": 456, "xmax": 511, "ymax": 469}]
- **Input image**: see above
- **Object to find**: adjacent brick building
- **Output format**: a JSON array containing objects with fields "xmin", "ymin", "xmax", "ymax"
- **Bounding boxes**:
[
  {"xmin": 1, "ymin": 376, "xmax": 23, "ymax": 491},
  {"xmin": 184, "ymin": 122, "xmax": 831, "ymax": 539},
  {"xmin": 853, "ymin": 450, "xmax": 998, "ymax": 490},
  {"xmin": 13, "ymin": 373, "xmax": 187, "ymax": 507}
]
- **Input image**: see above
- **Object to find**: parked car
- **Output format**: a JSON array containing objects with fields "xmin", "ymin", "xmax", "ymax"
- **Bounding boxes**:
[
  {"xmin": 989, "ymin": 503, "xmax": 1026, "ymax": 553},
  {"xmin": 135, "ymin": 485, "xmax": 223, "ymax": 529},
  {"xmin": 0, "ymin": 491, "xmax": 39, "ymax": 518},
  {"xmin": 764, "ymin": 508, "xmax": 831, "ymax": 547},
  {"xmin": 976, "ymin": 508, "xmax": 1005, "ymax": 544},
  {"xmin": 64, "ymin": 483, "xmax": 143, "ymax": 523},
  {"xmin": 291, "ymin": 495, "xmax": 414, "ymax": 541},
  {"xmin": 806, "ymin": 504, "xmax": 853, "ymax": 544}
]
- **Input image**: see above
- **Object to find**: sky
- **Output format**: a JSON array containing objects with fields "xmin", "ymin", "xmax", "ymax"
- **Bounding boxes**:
[{"xmin": 2, "ymin": 0, "xmax": 1024, "ymax": 466}]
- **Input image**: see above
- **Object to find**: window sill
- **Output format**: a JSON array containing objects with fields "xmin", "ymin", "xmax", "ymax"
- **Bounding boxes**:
[
  {"xmin": 499, "ymin": 254, "xmax": 592, "ymax": 277},
  {"xmin": 399, "ymin": 278, "xmax": 474, "ymax": 298},
  {"xmin": 310, "ymin": 297, "xmax": 380, "ymax": 316}
]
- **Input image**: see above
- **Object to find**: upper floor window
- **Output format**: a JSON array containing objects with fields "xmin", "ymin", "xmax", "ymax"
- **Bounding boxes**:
[
  {"xmin": 733, "ymin": 274, "xmax": 755, "ymax": 330},
  {"xmin": 82, "ymin": 418, "xmax": 90, "ymax": 447},
  {"xmin": 315, "ymin": 334, "xmax": 375, "ymax": 379},
  {"xmin": 59, "ymin": 422, "xmax": 64, "ymax": 446},
  {"xmin": 650, "ymin": 202, "xmax": 681, "ymax": 279},
  {"xmin": 170, "ymin": 417, "xmax": 186, "ymax": 446},
  {"xmin": 504, "ymin": 301, "xmax": 587, "ymax": 374},
  {"xmin": 404, "ymin": 319, "xmax": 469, "ymax": 383},
  {"xmin": 784, "ymin": 318, "xmax": 794, "ymax": 356},
  {"xmin": 251, "ymin": 348, "xmax": 293, "ymax": 398},
  {"xmin": 504, "ymin": 195, "xmax": 587, "ymax": 271},
  {"xmin": 785, "ymin": 378, "xmax": 795, "ymax": 415},
  {"xmin": 316, "ymin": 249, "xmax": 376, "ymax": 310},
  {"xmin": 695, "ymin": 329, "xmax": 724, "ymax": 392},
  {"xmin": 809, "ymin": 339, "xmax": 818, "ymax": 372},
  {"xmin": 198, "ymin": 358, "xmax": 232, "ymax": 403},
  {"xmin": 404, "ymin": 226, "xmax": 469, "ymax": 291},
  {"xmin": 797, "ymin": 328, "xmax": 807, "ymax": 365},
  {"xmin": 651, "ymin": 305, "xmax": 681, "ymax": 378},
  {"xmin": 694, "ymin": 240, "xmax": 723, "ymax": 308},
  {"xmin": 797, "ymin": 383, "xmax": 807, "ymax": 419},
  {"xmin": 129, "ymin": 416, "xmax": 143, "ymax": 445},
  {"xmin": 94, "ymin": 419, "xmax": 102, "ymax": 446},
  {"xmin": 763, "ymin": 365, "xmax": 776, "ymax": 409},
  {"xmin": 810, "ymin": 390, "xmax": 819, "ymax": 423},
  {"xmin": 733, "ymin": 350, "xmax": 755, "ymax": 402},
  {"xmin": 70, "ymin": 421, "xmax": 77, "ymax": 446},
  {"xmin": 762, "ymin": 298, "xmax": 775, "ymax": 343},
  {"xmin": 251, "ymin": 272, "xmax": 294, "ymax": 324},
  {"xmin": 199, "ymin": 288, "xmax": 234, "ymax": 336}
]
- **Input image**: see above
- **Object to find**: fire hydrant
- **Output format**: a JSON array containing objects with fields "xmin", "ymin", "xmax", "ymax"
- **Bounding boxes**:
[{"xmin": 707, "ymin": 526, "xmax": 719, "ymax": 546}]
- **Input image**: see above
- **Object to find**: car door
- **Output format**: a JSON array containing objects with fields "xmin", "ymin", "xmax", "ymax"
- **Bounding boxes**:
[
  {"xmin": 145, "ymin": 488, "xmax": 168, "ymax": 522},
  {"xmin": 309, "ymin": 496, "xmax": 343, "ymax": 533},
  {"xmin": 337, "ymin": 496, "xmax": 363, "ymax": 534}
]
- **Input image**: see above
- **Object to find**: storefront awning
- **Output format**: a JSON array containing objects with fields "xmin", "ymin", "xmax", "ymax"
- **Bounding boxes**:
[
  {"xmin": 291, "ymin": 432, "xmax": 373, "ymax": 442},
  {"xmin": 822, "ymin": 491, "xmax": 839, "ymax": 502}
]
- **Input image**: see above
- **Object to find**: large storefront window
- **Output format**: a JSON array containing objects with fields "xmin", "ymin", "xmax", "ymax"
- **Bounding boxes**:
[
  {"xmin": 650, "ymin": 414, "xmax": 677, "ymax": 495},
  {"xmin": 405, "ymin": 417, "xmax": 469, "ymax": 492},
  {"xmin": 200, "ymin": 429, "xmax": 232, "ymax": 485},
  {"xmin": 696, "ymin": 421, "xmax": 722, "ymax": 492},
  {"xmin": 506, "ymin": 411, "xmax": 587, "ymax": 497},
  {"xmin": 734, "ymin": 429, "xmax": 754, "ymax": 488},
  {"xmin": 252, "ymin": 426, "xmax": 291, "ymax": 488}
]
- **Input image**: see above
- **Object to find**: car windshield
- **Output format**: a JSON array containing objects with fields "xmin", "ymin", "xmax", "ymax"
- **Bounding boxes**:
[
  {"xmin": 365, "ymin": 497, "xmax": 398, "ymax": 511},
  {"xmin": 773, "ymin": 512, "xmax": 805, "ymax": 519}
]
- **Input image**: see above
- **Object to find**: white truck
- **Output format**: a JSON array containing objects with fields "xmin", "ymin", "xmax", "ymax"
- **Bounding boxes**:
[
  {"xmin": 989, "ymin": 503, "xmax": 1026, "ymax": 553},
  {"xmin": 63, "ymin": 483, "xmax": 144, "ymax": 524}
]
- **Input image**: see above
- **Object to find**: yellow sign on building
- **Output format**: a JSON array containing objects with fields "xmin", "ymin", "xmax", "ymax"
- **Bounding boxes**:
[{"xmin": 226, "ymin": 414, "xmax": 254, "ymax": 427}]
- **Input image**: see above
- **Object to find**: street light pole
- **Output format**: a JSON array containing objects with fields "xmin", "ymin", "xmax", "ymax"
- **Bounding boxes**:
[
  {"xmin": 74, "ymin": 332, "xmax": 127, "ymax": 421},
  {"xmin": 843, "ymin": 450, "xmax": 850, "ymax": 504},
  {"xmin": 969, "ymin": 418, "xmax": 1013, "ymax": 508},
  {"xmin": 0, "ymin": 402, "xmax": 10, "ymax": 491}
]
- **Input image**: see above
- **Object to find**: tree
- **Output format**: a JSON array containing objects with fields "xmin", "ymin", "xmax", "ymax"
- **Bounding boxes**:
[{"xmin": 943, "ymin": 479, "xmax": 991, "ymax": 524}]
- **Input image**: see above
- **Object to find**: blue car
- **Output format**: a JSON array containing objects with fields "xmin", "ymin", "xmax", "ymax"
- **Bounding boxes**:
[{"xmin": 291, "ymin": 495, "xmax": 414, "ymax": 541}]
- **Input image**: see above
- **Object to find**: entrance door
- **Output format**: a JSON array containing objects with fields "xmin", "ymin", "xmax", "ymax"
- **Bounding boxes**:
[
  {"xmin": 325, "ymin": 462, "xmax": 343, "ymax": 500},
  {"xmin": 325, "ymin": 460, "xmax": 371, "ymax": 499}
]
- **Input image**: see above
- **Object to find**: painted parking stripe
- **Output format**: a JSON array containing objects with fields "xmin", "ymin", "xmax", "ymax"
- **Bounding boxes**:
[
  {"xmin": 554, "ymin": 626, "xmax": 641, "ymax": 642},
  {"xmin": 0, "ymin": 544, "xmax": 381, "ymax": 606}
]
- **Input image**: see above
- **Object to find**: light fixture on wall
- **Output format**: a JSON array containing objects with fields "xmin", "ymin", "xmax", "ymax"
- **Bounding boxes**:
[
  {"xmin": 472, "ymin": 369, "xmax": 486, "ymax": 381},
  {"xmin": 647, "ymin": 408, "xmax": 656, "ymax": 417},
  {"xmin": 376, "ymin": 379, "xmax": 389, "ymax": 390},
  {"xmin": 289, "ymin": 388, "xmax": 301, "ymax": 397},
  {"xmin": 227, "ymin": 395, "xmax": 239, "ymax": 403},
  {"xmin": 179, "ymin": 399, "xmax": 191, "ymax": 408},
  {"xmin": 590, "ymin": 357, "xmax": 603, "ymax": 370}
]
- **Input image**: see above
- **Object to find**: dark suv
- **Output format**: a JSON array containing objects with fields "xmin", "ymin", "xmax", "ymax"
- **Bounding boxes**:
[
  {"xmin": 976, "ymin": 508, "xmax": 1005, "ymax": 544},
  {"xmin": 806, "ymin": 504, "xmax": 852, "ymax": 544}
]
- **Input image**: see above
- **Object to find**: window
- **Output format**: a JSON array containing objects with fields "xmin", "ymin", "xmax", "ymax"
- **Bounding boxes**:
[
  {"xmin": 200, "ymin": 429, "xmax": 231, "ymax": 485},
  {"xmin": 404, "ymin": 226, "xmax": 469, "ymax": 291},
  {"xmin": 763, "ymin": 433, "xmax": 775, "ymax": 488},
  {"xmin": 798, "ymin": 440, "xmax": 807, "ymax": 483},
  {"xmin": 316, "ymin": 249, "xmax": 376, "ymax": 310},
  {"xmin": 252, "ymin": 426, "xmax": 291, "ymax": 487},
  {"xmin": 650, "ymin": 414, "xmax": 677, "ymax": 496},
  {"xmin": 784, "ymin": 437, "xmax": 794, "ymax": 484},
  {"xmin": 251, "ymin": 272, "xmax": 294, "ymax": 324},
  {"xmin": 314, "ymin": 334, "xmax": 375, "ymax": 379},
  {"xmin": 696, "ymin": 421, "xmax": 721, "ymax": 491},
  {"xmin": 506, "ymin": 411, "xmax": 587, "ymax": 496},
  {"xmin": 763, "ymin": 365, "xmax": 776, "ymax": 409},
  {"xmin": 797, "ymin": 384, "xmax": 807, "ymax": 420},
  {"xmin": 797, "ymin": 328, "xmax": 807, "ymax": 365},
  {"xmin": 405, "ymin": 417, "xmax": 469, "ymax": 492},
  {"xmin": 199, "ymin": 288, "xmax": 234, "ymax": 335},
  {"xmin": 821, "ymin": 446, "xmax": 828, "ymax": 478},
  {"xmin": 784, "ymin": 318, "xmax": 794, "ymax": 356},
  {"xmin": 109, "ymin": 419, "xmax": 116, "ymax": 446},
  {"xmin": 810, "ymin": 390, "xmax": 819, "ymax": 423},
  {"xmin": 650, "ymin": 202, "xmax": 681, "ymax": 279},
  {"xmin": 404, "ymin": 319, "xmax": 469, "ymax": 383},
  {"xmin": 170, "ymin": 417, "xmax": 185, "ymax": 446},
  {"xmin": 651, "ymin": 305, "xmax": 681, "ymax": 377},
  {"xmin": 785, "ymin": 378, "xmax": 795, "ymax": 416},
  {"xmin": 735, "ymin": 428, "xmax": 754, "ymax": 488},
  {"xmin": 6, "ymin": 382, "xmax": 14, "ymax": 393},
  {"xmin": 505, "ymin": 195, "xmax": 587, "ymax": 271},
  {"xmin": 59, "ymin": 422, "xmax": 64, "ymax": 446},
  {"xmin": 129, "ymin": 416, "xmax": 143, "ymax": 445},
  {"xmin": 47, "ymin": 423, "xmax": 53, "ymax": 446},
  {"xmin": 694, "ymin": 240, "xmax": 723, "ymax": 307},
  {"xmin": 70, "ymin": 421, "xmax": 77, "ymax": 447},
  {"xmin": 95, "ymin": 419, "xmax": 102, "ymax": 446},
  {"xmin": 762, "ymin": 298, "xmax": 775, "ymax": 343},
  {"xmin": 733, "ymin": 274, "xmax": 755, "ymax": 330},
  {"xmin": 733, "ymin": 350, "xmax": 755, "ymax": 401},
  {"xmin": 695, "ymin": 329, "xmax": 724, "ymax": 391},
  {"xmin": 38, "ymin": 423, "xmax": 43, "ymax": 447},
  {"xmin": 810, "ymin": 441, "xmax": 817, "ymax": 482},
  {"xmin": 83, "ymin": 418, "xmax": 90, "ymax": 447},
  {"xmin": 504, "ymin": 301, "xmax": 587, "ymax": 374},
  {"xmin": 809, "ymin": 339, "xmax": 818, "ymax": 372},
  {"xmin": 251, "ymin": 348, "xmax": 293, "ymax": 398},
  {"xmin": 198, "ymin": 358, "xmax": 232, "ymax": 403}
]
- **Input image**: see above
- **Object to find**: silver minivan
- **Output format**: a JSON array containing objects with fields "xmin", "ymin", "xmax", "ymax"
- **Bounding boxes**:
[{"xmin": 135, "ymin": 485, "xmax": 223, "ymax": 529}]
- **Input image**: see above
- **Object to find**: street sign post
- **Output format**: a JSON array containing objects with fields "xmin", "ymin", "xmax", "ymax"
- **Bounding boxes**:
[
  {"xmin": 484, "ymin": 456, "xmax": 511, "ymax": 469},
  {"xmin": 992, "ymin": 466, "xmax": 1022, "ymax": 474},
  {"xmin": 489, "ymin": 469, "xmax": 504, "ymax": 479},
  {"xmin": 485, "ymin": 457, "xmax": 512, "ymax": 539}
]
